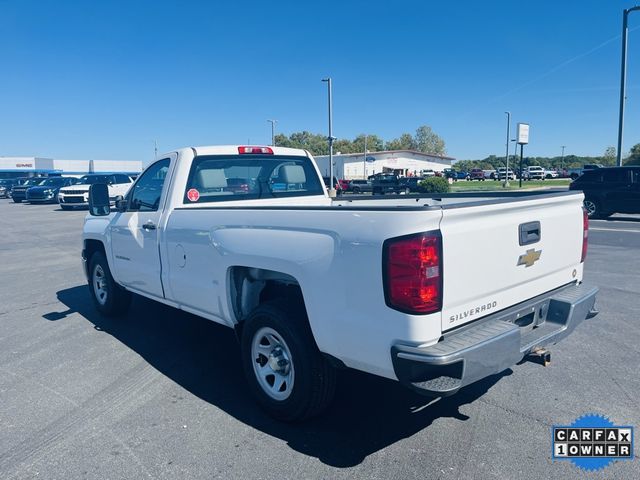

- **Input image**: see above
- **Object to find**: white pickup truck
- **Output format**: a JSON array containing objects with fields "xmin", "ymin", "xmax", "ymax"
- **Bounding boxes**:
[{"xmin": 82, "ymin": 145, "xmax": 598, "ymax": 421}]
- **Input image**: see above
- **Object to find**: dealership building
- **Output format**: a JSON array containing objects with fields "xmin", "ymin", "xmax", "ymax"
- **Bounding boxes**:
[
  {"xmin": 314, "ymin": 150, "xmax": 455, "ymax": 179},
  {"xmin": 0, "ymin": 156, "xmax": 142, "ymax": 179}
]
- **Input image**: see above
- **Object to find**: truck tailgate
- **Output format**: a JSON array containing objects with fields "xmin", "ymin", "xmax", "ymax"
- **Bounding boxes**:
[{"xmin": 439, "ymin": 193, "xmax": 585, "ymax": 331}]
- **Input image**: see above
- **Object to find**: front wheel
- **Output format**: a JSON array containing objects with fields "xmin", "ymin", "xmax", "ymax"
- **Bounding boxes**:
[
  {"xmin": 88, "ymin": 251, "xmax": 132, "ymax": 316},
  {"xmin": 241, "ymin": 300, "xmax": 336, "ymax": 422}
]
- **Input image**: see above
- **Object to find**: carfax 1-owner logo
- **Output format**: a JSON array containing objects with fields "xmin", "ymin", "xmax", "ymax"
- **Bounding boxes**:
[{"xmin": 552, "ymin": 414, "xmax": 634, "ymax": 472}]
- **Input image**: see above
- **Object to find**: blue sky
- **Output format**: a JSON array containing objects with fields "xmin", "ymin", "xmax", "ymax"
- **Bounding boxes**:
[{"xmin": 1, "ymin": 0, "xmax": 639, "ymax": 162}]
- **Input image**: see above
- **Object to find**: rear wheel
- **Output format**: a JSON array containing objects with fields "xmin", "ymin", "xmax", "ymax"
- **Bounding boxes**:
[
  {"xmin": 583, "ymin": 199, "xmax": 602, "ymax": 219},
  {"xmin": 241, "ymin": 300, "xmax": 336, "ymax": 422},
  {"xmin": 88, "ymin": 251, "xmax": 132, "ymax": 316},
  {"xmin": 353, "ymin": 187, "xmax": 361, "ymax": 194},
  {"xmin": 13, "ymin": 198, "xmax": 22, "ymax": 203}
]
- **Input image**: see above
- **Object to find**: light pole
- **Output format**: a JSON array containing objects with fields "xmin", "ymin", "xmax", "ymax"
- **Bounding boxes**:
[
  {"xmin": 267, "ymin": 119, "xmax": 277, "ymax": 146},
  {"xmin": 154, "ymin": 140, "xmax": 158, "ymax": 160},
  {"xmin": 560, "ymin": 145, "xmax": 566, "ymax": 171},
  {"xmin": 504, "ymin": 111, "xmax": 511, "ymax": 187},
  {"xmin": 616, "ymin": 6, "xmax": 640, "ymax": 166},
  {"xmin": 363, "ymin": 134, "xmax": 367, "ymax": 179},
  {"xmin": 321, "ymin": 77, "xmax": 336, "ymax": 197}
]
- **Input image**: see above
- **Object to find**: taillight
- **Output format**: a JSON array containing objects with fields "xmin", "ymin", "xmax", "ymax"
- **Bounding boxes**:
[
  {"xmin": 238, "ymin": 146, "xmax": 274, "ymax": 154},
  {"xmin": 581, "ymin": 207, "xmax": 588, "ymax": 262},
  {"xmin": 383, "ymin": 231, "xmax": 442, "ymax": 314}
]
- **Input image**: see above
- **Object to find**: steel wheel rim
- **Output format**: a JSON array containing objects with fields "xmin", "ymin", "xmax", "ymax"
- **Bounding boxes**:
[
  {"xmin": 584, "ymin": 200, "xmax": 597, "ymax": 216},
  {"xmin": 251, "ymin": 326, "xmax": 295, "ymax": 401},
  {"xmin": 93, "ymin": 264, "xmax": 108, "ymax": 305}
]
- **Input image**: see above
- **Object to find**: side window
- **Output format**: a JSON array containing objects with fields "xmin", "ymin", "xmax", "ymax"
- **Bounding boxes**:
[
  {"xmin": 114, "ymin": 174, "xmax": 129, "ymax": 184},
  {"xmin": 129, "ymin": 159, "xmax": 171, "ymax": 212},
  {"xmin": 602, "ymin": 169, "xmax": 629, "ymax": 183}
]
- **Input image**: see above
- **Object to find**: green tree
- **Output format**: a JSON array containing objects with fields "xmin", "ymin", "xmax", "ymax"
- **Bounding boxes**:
[
  {"xmin": 602, "ymin": 146, "xmax": 616, "ymax": 166},
  {"xmin": 414, "ymin": 125, "xmax": 446, "ymax": 155},
  {"xmin": 385, "ymin": 133, "xmax": 416, "ymax": 151},
  {"xmin": 352, "ymin": 134, "xmax": 384, "ymax": 153},
  {"xmin": 624, "ymin": 143, "xmax": 640, "ymax": 165}
]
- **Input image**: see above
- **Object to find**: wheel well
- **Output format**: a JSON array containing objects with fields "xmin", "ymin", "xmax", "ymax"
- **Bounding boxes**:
[
  {"xmin": 230, "ymin": 267, "xmax": 306, "ymax": 328},
  {"xmin": 84, "ymin": 239, "xmax": 106, "ymax": 262}
]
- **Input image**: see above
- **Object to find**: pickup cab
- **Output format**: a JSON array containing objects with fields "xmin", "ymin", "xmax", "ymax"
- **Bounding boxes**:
[{"xmin": 82, "ymin": 145, "xmax": 598, "ymax": 421}]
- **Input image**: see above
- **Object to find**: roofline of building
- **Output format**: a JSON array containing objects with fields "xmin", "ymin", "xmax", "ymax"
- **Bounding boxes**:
[{"xmin": 315, "ymin": 149, "xmax": 455, "ymax": 160}]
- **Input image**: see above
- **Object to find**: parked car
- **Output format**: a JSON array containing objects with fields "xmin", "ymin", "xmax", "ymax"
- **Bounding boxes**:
[
  {"xmin": 83, "ymin": 144, "xmax": 597, "ymax": 421},
  {"xmin": 0, "ymin": 179, "xmax": 19, "ymax": 198},
  {"xmin": 483, "ymin": 169, "xmax": 497, "ymax": 180},
  {"xmin": 370, "ymin": 173, "xmax": 401, "ymax": 194},
  {"xmin": 398, "ymin": 177, "xmax": 422, "ymax": 193},
  {"xmin": 10, "ymin": 177, "xmax": 46, "ymax": 203},
  {"xmin": 456, "ymin": 171, "xmax": 470, "ymax": 180},
  {"xmin": 569, "ymin": 166, "xmax": 640, "ymax": 218},
  {"xmin": 322, "ymin": 176, "xmax": 343, "ymax": 195},
  {"xmin": 348, "ymin": 179, "xmax": 373, "ymax": 194},
  {"xmin": 225, "ymin": 178, "xmax": 250, "ymax": 193},
  {"xmin": 338, "ymin": 179, "xmax": 350, "ymax": 191},
  {"xmin": 26, "ymin": 177, "xmax": 79, "ymax": 203},
  {"xmin": 58, "ymin": 173, "xmax": 133, "ymax": 210},
  {"xmin": 526, "ymin": 166, "xmax": 545, "ymax": 180},
  {"xmin": 443, "ymin": 168, "xmax": 458, "ymax": 180},
  {"xmin": 420, "ymin": 169, "xmax": 436, "ymax": 177},
  {"xmin": 469, "ymin": 169, "xmax": 485, "ymax": 181},
  {"xmin": 545, "ymin": 169, "xmax": 559, "ymax": 179},
  {"xmin": 495, "ymin": 168, "xmax": 516, "ymax": 181},
  {"xmin": 583, "ymin": 164, "xmax": 603, "ymax": 171}
]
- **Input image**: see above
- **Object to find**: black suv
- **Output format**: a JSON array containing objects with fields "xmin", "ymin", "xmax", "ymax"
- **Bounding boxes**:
[
  {"xmin": 369, "ymin": 173, "xmax": 401, "ymax": 194},
  {"xmin": 569, "ymin": 166, "xmax": 640, "ymax": 218}
]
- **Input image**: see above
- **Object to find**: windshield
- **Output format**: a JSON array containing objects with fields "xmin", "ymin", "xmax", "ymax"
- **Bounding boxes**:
[
  {"xmin": 78, "ymin": 175, "xmax": 112, "ymax": 185},
  {"xmin": 19, "ymin": 178, "xmax": 45, "ymax": 186},
  {"xmin": 40, "ymin": 178, "xmax": 66, "ymax": 186}
]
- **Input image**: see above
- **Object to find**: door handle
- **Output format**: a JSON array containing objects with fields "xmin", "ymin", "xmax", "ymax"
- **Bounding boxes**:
[{"xmin": 142, "ymin": 222, "xmax": 157, "ymax": 231}]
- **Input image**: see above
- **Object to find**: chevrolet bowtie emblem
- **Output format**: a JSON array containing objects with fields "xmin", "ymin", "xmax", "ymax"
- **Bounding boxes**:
[{"xmin": 517, "ymin": 248, "xmax": 542, "ymax": 267}]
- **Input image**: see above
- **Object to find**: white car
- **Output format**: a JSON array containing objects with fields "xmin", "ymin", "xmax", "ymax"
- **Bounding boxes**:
[
  {"xmin": 495, "ymin": 168, "xmax": 516, "ymax": 180},
  {"xmin": 420, "ymin": 169, "xmax": 436, "ymax": 177},
  {"xmin": 527, "ymin": 166, "xmax": 546, "ymax": 180},
  {"xmin": 544, "ymin": 169, "xmax": 559, "ymax": 179},
  {"xmin": 81, "ymin": 145, "xmax": 597, "ymax": 421},
  {"xmin": 58, "ymin": 173, "xmax": 133, "ymax": 210}
]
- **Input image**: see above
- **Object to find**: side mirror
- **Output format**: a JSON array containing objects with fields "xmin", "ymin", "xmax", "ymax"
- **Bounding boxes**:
[
  {"xmin": 88, "ymin": 184, "xmax": 110, "ymax": 216},
  {"xmin": 114, "ymin": 196, "xmax": 127, "ymax": 212}
]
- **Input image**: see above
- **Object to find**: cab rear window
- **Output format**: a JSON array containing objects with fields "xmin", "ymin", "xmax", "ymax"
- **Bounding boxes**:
[{"xmin": 184, "ymin": 155, "xmax": 324, "ymax": 204}]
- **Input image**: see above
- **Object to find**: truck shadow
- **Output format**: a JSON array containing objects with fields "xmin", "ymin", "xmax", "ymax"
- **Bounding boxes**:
[{"xmin": 47, "ymin": 286, "xmax": 510, "ymax": 468}]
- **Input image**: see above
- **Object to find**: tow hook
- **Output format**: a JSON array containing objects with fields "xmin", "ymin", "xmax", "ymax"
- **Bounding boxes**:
[{"xmin": 527, "ymin": 348, "xmax": 551, "ymax": 367}]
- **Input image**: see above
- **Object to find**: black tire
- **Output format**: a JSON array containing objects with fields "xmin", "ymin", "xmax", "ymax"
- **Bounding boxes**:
[
  {"xmin": 353, "ymin": 187, "xmax": 361, "ymax": 194},
  {"xmin": 241, "ymin": 300, "xmax": 336, "ymax": 422},
  {"xmin": 60, "ymin": 205, "xmax": 72, "ymax": 210},
  {"xmin": 583, "ymin": 199, "xmax": 602, "ymax": 219},
  {"xmin": 88, "ymin": 251, "xmax": 132, "ymax": 316},
  {"xmin": 13, "ymin": 198, "xmax": 22, "ymax": 203}
]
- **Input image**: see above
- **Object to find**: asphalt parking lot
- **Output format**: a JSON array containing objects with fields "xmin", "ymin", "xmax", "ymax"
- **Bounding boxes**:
[{"xmin": 0, "ymin": 200, "xmax": 638, "ymax": 480}]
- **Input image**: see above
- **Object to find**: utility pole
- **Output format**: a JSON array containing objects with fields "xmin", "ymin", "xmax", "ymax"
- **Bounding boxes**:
[
  {"xmin": 267, "ymin": 119, "xmax": 277, "ymax": 146},
  {"xmin": 504, "ymin": 112, "xmax": 511, "ymax": 187},
  {"xmin": 561, "ymin": 145, "xmax": 566, "ymax": 171},
  {"xmin": 154, "ymin": 140, "xmax": 158, "ymax": 160},
  {"xmin": 616, "ymin": 6, "xmax": 640, "ymax": 166},
  {"xmin": 321, "ymin": 77, "xmax": 336, "ymax": 197}
]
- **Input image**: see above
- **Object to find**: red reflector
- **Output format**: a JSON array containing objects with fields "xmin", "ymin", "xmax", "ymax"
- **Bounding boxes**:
[
  {"xmin": 581, "ymin": 207, "xmax": 588, "ymax": 263},
  {"xmin": 384, "ymin": 231, "xmax": 442, "ymax": 314},
  {"xmin": 238, "ymin": 146, "xmax": 274, "ymax": 154}
]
